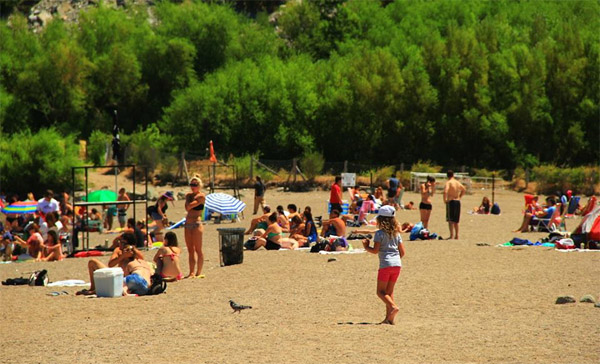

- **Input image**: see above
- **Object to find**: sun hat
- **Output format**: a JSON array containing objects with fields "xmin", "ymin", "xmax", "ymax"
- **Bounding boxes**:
[
  {"xmin": 162, "ymin": 191, "xmax": 174, "ymax": 200},
  {"xmin": 378, "ymin": 205, "xmax": 395, "ymax": 218}
]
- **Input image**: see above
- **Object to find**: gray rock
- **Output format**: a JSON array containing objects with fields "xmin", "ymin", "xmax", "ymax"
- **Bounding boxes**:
[
  {"xmin": 37, "ymin": 11, "xmax": 53, "ymax": 26},
  {"xmin": 177, "ymin": 191, "xmax": 186, "ymax": 200},
  {"xmin": 555, "ymin": 295, "xmax": 576, "ymax": 304},
  {"xmin": 580, "ymin": 294, "xmax": 596, "ymax": 303},
  {"xmin": 595, "ymin": 302, "xmax": 600, "ymax": 308}
]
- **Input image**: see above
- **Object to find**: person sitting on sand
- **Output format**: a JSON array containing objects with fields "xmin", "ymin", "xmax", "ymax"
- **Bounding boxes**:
[
  {"xmin": 153, "ymin": 231, "xmax": 183, "ymax": 282},
  {"xmin": 41, "ymin": 230, "xmax": 64, "ymax": 261},
  {"xmin": 374, "ymin": 186, "xmax": 384, "ymax": 202},
  {"xmin": 403, "ymin": 201, "xmax": 416, "ymax": 210},
  {"xmin": 276, "ymin": 205, "xmax": 290, "ymax": 232},
  {"xmin": 250, "ymin": 213, "xmax": 298, "ymax": 250},
  {"xmin": 513, "ymin": 197, "xmax": 557, "ymax": 233},
  {"xmin": 13, "ymin": 223, "xmax": 44, "ymax": 261},
  {"xmin": 473, "ymin": 196, "xmax": 491, "ymax": 214},
  {"xmin": 244, "ymin": 205, "xmax": 271, "ymax": 234},
  {"xmin": 321, "ymin": 209, "xmax": 346, "ymax": 238},
  {"xmin": 289, "ymin": 215, "xmax": 309, "ymax": 247},
  {"xmin": 287, "ymin": 204, "xmax": 301, "ymax": 222},
  {"xmin": 77, "ymin": 233, "xmax": 144, "ymax": 296},
  {"xmin": 109, "ymin": 218, "xmax": 147, "ymax": 250}
]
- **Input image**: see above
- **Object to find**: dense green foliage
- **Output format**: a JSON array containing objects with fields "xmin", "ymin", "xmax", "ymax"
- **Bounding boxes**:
[
  {"xmin": 0, "ymin": 128, "xmax": 81, "ymax": 196},
  {"xmin": 1, "ymin": 0, "xmax": 598, "ymax": 172}
]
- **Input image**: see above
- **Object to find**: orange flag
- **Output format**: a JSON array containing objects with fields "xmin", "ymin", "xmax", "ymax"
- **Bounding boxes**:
[{"xmin": 209, "ymin": 140, "xmax": 217, "ymax": 163}]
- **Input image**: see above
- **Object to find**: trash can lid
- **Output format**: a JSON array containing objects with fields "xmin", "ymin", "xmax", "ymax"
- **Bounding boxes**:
[{"xmin": 216, "ymin": 228, "xmax": 246, "ymax": 234}]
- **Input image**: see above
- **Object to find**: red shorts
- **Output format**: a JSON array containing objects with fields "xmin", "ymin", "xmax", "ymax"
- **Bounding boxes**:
[{"xmin": 377, "ymin": 266, "xmax": 401, "ymax": 282}]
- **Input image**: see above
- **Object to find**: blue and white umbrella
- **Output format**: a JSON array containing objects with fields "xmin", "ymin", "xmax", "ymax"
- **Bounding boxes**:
[{"xmin": 204, "ymin": 193, "xmax": 246, "ymax": 215}]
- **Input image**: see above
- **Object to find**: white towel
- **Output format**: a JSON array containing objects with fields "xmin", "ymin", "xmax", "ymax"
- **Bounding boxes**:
[
  {"xmin": 47, "ymin": 280, "xmax": 89, "ymax": 287},
  {"xmin": 318, "ymin": 249, "xmax": 366, "ymax": 255}
]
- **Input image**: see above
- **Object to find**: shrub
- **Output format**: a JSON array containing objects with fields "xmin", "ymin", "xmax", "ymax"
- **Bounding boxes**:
[
  {"xmin": 300, "ymin": 151, "xmax": 324, "ymax": 180},
  {"xmin": 0, "ymin": 128, "xmax": 81, "ymax": 197},
  {"xmin": 124, "ymin": 124, "xmax": 172, "ymax": 174},
  {"xmin": 364, "ymin": 165, "xmax": 396, "ymax": 186},
  {"xmin": 410, "ymin": 161, "xmax": 442, "ymax": 173},
  {"xmin": 87, "ymin": 130, "xmax": 111, "ymax": 165},
  {"xmin": 227, "ymin": 154, "xmax": 274, "ymax": 181},
  {"xmin": 533, "ymin": 165, "xmax": 599, "ymax": 196}
]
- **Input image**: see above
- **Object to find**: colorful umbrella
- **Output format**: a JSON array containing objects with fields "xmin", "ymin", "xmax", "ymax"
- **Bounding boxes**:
[
  {"xmin": 204, "ymin": 193, "xmax": 246, "ymax": 215},
  {"xmin": 1, "ymin": 201, "xmax": 38, "ymax": 215},
  {"xmin": 82, "ymin": 190, "xmax": 118, "ymax": 202}
]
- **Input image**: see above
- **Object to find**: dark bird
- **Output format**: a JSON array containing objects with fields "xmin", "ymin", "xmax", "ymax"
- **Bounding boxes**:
[{"xmin": 229, "ymin": 300, "xmax": 252, "ymax": 313}]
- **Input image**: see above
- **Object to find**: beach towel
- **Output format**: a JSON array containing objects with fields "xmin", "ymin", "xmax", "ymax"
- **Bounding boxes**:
[
  {"xmin": 73, "ymin": 250, "xmax": 104, "ymax": 258},
  {"xmin": 47, "ymin": 280, "xmax": 88, "ymax": 287}
]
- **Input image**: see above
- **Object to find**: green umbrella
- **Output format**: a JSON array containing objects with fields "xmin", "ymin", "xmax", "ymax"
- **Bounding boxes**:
[{"xmin": 82, "ymin": 190, "xmax": 118, "ymax": 202}]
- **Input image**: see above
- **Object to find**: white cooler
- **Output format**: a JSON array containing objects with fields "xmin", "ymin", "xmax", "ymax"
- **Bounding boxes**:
[{"xmin": 93, "ymin": 267, "xmax": 124, "ymax": 297}]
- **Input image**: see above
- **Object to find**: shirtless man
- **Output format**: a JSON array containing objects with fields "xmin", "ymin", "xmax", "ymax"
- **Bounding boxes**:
[
  {"xmin": 443, "ymin": 170, "xmax": 466, "ymax": 240},
  {"xmin": 76, "ymin": 232, "xmax": 144, "ymax": 295},
  {"xmin": 320, "ymin": 209, "xmax": 346, "ymax": 238},
  {"xmin": 244, "ymin": 205, "xmax": 271, "ymax": 234},
  {"xmin": 419, "ymin": 176, "xmax": 436, "ymax": 229}
]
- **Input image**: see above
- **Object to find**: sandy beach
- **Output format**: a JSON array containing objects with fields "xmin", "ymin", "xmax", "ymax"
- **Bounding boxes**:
[{"xmin": 1, "ymin": 186, "xmax": 598, "ymax": 364}]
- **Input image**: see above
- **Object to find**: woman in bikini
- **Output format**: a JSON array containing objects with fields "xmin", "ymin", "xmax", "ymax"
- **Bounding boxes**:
[
  {"xmin": 419, "ymin": 176, "xmax": 436, "ymax": 229},
  {"xmin": 42, "ymin": 230, "xmax": 64, "ymax": 261},
  {"xmin": 253, "ymin": 213, "xmax": 298, "ymax": 250},
  {"xmin": 184, "ymin": 175, "xmax": 205, "ymax": 278},
  {"xmin": 153, "ymin": 231, "xmax": 182, "ymax": 281}
]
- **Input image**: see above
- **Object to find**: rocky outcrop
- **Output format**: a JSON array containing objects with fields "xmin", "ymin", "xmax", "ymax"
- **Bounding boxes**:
[{"xmin": 26, "ymin": 0, "xmax": 153, "ymax": 31}]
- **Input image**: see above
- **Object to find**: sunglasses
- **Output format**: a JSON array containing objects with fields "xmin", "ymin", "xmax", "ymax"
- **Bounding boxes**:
[{"xmin": 189, "ymin": 183, "xmax": 199, "ymax": 187}]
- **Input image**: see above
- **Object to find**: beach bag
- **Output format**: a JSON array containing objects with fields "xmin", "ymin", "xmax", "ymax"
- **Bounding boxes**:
[
  {"xmin": 491, "ymin": 203, "xmax": 501, "ymax": 215},
  {"xmin": 28, "ymin": 269, "xmax": 48, "ymax": 286},
  {"xmin": 555, "ymin": 238, "xmax": 575, "ymax": 250},
  {"xmin": 147, "ymin": 273, "xmax": 167, "ymax": 295},
  {"xmin": 310, "ymin": 238, "xmax": 328, "ymax": 253}
]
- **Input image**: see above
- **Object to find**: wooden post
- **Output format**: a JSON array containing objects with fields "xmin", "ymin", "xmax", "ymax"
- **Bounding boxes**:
[
  {"xmin": 492, "ymin": 172, "xmax": 495, "ymax": 205},
  {"xmin": 343, "ymin": 160, "xmax": 348, "ymax": 173}
]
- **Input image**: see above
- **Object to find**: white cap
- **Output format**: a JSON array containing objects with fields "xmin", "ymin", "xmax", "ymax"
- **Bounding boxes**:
[{"xmin": 378, "ymin": 205, "xmax": 395, "ymax": 217}]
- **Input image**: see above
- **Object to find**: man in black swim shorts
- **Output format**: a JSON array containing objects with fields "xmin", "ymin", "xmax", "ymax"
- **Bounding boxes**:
[{"xmin": 443, "ymin": 170, "xmax": 466, "ymax": 240}]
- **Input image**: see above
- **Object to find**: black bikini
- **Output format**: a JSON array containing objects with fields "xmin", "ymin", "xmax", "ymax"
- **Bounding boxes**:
[{"xmin": 193, "ymin": 204, "xmax": 204, "ymax": 211}]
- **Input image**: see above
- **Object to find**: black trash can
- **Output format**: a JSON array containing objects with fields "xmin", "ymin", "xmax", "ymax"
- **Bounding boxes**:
[{"xmin": 217, "ymin": 228, "xmax": 245, "ymax": 267}]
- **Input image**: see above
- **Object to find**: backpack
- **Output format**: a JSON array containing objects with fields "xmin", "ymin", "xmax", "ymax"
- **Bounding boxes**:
[
  {"xmin": 147, "ymin": 273, "xmax": 167, "ymax": 295},
  {"xmin": 491, "ymin": 203, "xmax": 501, "ymax": 215},
  {"xmin": 28, "ymin": 269, "xmax": 49, "ymax": 286}
]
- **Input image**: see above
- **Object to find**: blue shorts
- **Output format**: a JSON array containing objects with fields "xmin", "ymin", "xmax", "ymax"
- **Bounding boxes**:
[{"xmin": 124, "ymin": 273, "xmax": 149, "ymax": 296}]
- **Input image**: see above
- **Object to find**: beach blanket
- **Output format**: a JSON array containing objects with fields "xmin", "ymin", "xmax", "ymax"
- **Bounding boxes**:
[
  {"xmin": 555, "ymin": 249, "xmax": 600, "ymax": 253},
  {"xmin": 497, "ymin": 241, "xmax": 555, "ymax": 247},
  {"xmin": 48, "ymin": 280, "xmax": 89, "ymax": 287}
]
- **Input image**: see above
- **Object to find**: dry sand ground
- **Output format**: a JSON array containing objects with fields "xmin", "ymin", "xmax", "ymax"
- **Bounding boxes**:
[{"xmin": 1, "ymin": 184, "xmax": 599, "ymax": 364}]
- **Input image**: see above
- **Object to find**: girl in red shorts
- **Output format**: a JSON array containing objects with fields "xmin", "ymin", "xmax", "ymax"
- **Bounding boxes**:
[{"xmin": 362, "ymin": 205, "xmax": 405, "ymax": 324}]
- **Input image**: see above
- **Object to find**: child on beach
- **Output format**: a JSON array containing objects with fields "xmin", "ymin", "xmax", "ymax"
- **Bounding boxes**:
[{"xmin": 362, "ymin": 205, "xmax": 405, "ymax": 325}]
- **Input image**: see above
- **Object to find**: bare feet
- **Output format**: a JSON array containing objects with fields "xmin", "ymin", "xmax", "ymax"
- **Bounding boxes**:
[
  {"xmin": 387, "ymin": 306, "xmax": 399, "ymax": 324},
  {"xmin": 379, "ymin": 319, "xmax": 392, "ymax": 325},
  {"xmin": 184, "ymin": 273, "xmax": 195, "ymax": 279}
]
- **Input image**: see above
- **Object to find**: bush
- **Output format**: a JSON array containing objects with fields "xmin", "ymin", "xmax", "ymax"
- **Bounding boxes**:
[
  {"xmin": 364, "ymin": 165, "xmax": 396, "ymax": 186},
  {"xmin": 410, "ymin": 161, "xmax": 442, "ymax": 173},
  {"xmin": 300, "ymin": 151, "xmax": 324, "ymax": 180},
  {"xmin": 227, "ymin": 154, "xmax": 274, "ymax": 181},
  {"xmin": 87, "ymin": 130, "xmax": 111, "ymax": 165},
  {"xmin": 0, "ymin": 128, "xmax": 81, "ymax": 197},
  {"xmin": 533, "ymin": 165, "xmax": 599, "ymax": 196},
  {"xmin": 124, "ymin": 124, "xmax": 172, "ymax": 175}
]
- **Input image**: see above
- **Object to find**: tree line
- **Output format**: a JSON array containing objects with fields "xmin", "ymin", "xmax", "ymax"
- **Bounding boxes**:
[{"xmin": 1, "ymin": 0, "xmax": 598, "ymax": 171}]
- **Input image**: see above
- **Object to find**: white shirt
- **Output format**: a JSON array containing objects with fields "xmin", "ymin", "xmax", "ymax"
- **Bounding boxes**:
[{"xmin": 38, "ymin": 198, "xmax": 59, "ymax": 214}]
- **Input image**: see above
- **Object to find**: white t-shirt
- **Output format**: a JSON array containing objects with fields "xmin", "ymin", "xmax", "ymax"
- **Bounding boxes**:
[{"xmin": 38, "ymin": 198, "xmax": 60, "ymax": 214}]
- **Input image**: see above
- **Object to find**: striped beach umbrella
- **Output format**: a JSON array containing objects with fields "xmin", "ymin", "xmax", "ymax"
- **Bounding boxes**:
[
  {"xmin": 1, "ymin": 201, "xmax": 38, "ymax": 215},
  {"xmin": 204, "ymin": 193, "xmax": 246, "ymax": 215}
]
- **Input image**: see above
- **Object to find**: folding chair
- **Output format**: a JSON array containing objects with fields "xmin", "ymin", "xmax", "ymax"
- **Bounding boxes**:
[
  {"xmin": 564, "ymin": 196, "xmax": 581, "ymax": 218},
  {"xmin": 531, "ymin": 203, "xmax": 562, "ymax": 232}
]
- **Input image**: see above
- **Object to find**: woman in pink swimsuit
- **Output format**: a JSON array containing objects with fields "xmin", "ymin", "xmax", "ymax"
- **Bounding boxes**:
[{"xmin": 153, "ymin": 231, "xmax": 183, "ymax": 281}]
